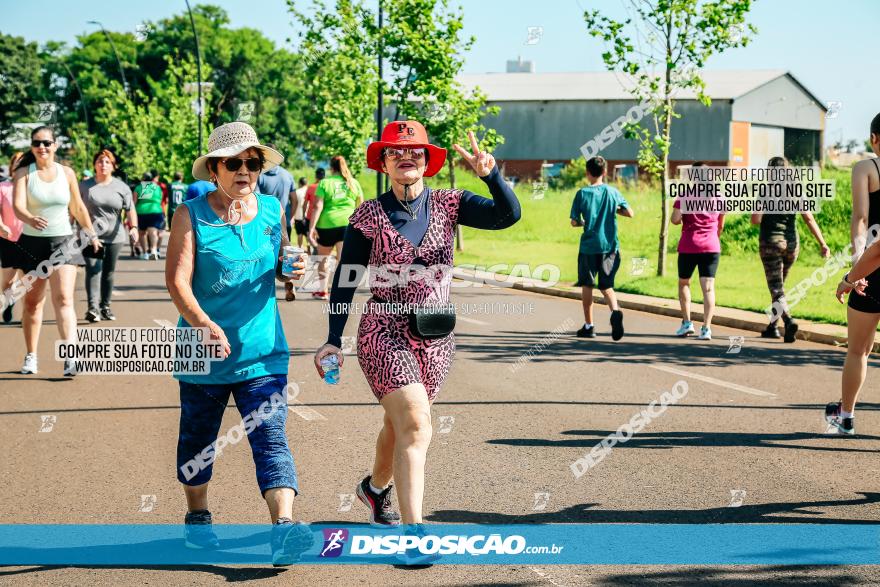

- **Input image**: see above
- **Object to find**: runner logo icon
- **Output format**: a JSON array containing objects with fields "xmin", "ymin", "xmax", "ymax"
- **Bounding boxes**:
[{"xmin": 320, "ymin": 528, "xmax": 348, "ymax": 557}]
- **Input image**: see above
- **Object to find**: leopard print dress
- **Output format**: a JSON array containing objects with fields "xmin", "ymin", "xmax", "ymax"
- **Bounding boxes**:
[{"xmin": 348, "ymin": 188, "xmax": 461, "ymax": 402}]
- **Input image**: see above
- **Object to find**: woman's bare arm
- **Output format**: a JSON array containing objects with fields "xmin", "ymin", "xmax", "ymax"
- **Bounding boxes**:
[{"xmin": 851, "ymin": 160, "xmax": 872, "ymax": 260}]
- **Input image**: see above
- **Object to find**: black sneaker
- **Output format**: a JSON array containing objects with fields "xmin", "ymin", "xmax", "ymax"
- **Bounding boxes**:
[
  {"xmin": 271, "ymin": 519, "xmax": 314, "ymax": 566},
  {"xmin": 184, "ymin": 510, "xmax": 220, "ymax": 549},
  {"xmin": 783, "ymin": 319, "xmax": 798, "ymax": 343},
  {"xmin": 85, "ymin": 308, "xmax": 101, "ymax": 323},
  {"xmin": 610, "ymin": 310, "xmax": 624, "ymax": 341},
  {"xmin": 576, "ymin": 325, "xmax": 596, "ymax": 338},
  {"xmin": 824, "ymin": 401, "xmax": 855, "ymax": 435},
  {"xmin": 356, "ymin": 475, "xmax": 401, "ymax": 526},
  {"xmin": 761, "ymin": 324, "xmax": 782, "ymax": 339},
  {"xmin": 2, "ymin": 301, "xmax": 13, "ymax": 324},
  {"xmin": 100, "ymin": 307, "xmax": 116, "ymax": 321}
]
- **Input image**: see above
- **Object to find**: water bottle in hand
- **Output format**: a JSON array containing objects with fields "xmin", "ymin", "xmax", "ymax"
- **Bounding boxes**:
[
  {"xmin": 320, "ymin": 355, "xmax": 340, "ymax": 385},
  {"xmin": 282, "ymin": 246, "xmax": 304, "ymax": 277}
]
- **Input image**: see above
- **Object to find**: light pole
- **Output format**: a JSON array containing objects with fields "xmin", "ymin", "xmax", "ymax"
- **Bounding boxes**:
[
  {"xmin": 376, "ymin": 0, "xmax": 384, "ymax": 197},
  {"xmin": 59, "ymin": 60, "xmax": 89, "ymax": 132},
  {"xmin": 87, "ymin": 20, "xmax": 129, "ymax": 97},
  {"xmin": 184, "ymin": 0, "xmax": 205, "ymax": 153}
]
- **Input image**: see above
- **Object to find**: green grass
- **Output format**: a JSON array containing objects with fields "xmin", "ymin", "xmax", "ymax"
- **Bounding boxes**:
[{"xmin": 294, "ymin": 165, "xmax": 857, "ymax": 326}]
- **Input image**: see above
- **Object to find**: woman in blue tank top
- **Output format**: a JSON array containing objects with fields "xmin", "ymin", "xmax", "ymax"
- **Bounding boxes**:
[{"xmin": 165, "ymin": 122, "xmax": 310, "ymax": 564}]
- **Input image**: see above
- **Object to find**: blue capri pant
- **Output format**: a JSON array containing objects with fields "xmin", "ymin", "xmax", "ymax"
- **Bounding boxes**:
[{"xmin": 176, "ymin": 374, "xmax": 298, "ymax": 495}]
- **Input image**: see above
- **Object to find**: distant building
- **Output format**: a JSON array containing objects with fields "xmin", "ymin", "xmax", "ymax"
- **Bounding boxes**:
[{"xmin": 458, "ymin": 69, "xmax": 827, "ymax": 178}]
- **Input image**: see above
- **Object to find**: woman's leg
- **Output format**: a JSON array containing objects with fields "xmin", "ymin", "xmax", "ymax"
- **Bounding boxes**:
[
  {"xmin": 759, "ymin": 243, "xmax": 787, "ymax": 323},
  {"xmin": 48, "ymin": 265, "xmax": 78, "ymax": 342},
  {"xmin": 1, "ymin": 267, "xmax": 20, "ymax": 293},
  {"xmin": 700, "ymin": 277, "xmax": 716, "ymax": 327},
  {"xmin": 138, "ymin": 230, "xmax": 147, "ymax": 256},
  {"xmin": 329, "ymin": 240, "xmax": 344, "ymax": 292},
  {"xmin": 100, "ymin": 243, "xmax": 122, "ymax": 310},
  {"xmin": 184, "ymin": 484, "xmax": 210, "ymax": 511},
  {"xmin": 178, "ymin": 381, "xmax": 231, "ymax": 512},
  {"xmin": 2, "ymin": 267, "xmax": 21, "ymax": 320},
  {"xmin": 147, "ymin": 228, "xmax": 159, "ymax": 254},
  {"xmin": 83, "ymin": 256, "xmax": 102, "ymax": 312},
  {"xmin": 22, "ymin": 278, "xmax": 48, "ymax": 354},
  {"xmin": 781, "ymin": 245, "xmax": 799, "ymax": 283},
  {"xmin": 841, "ymin": 306, "xmax": 880, "ymax": 413},
  {"xmin": 371, "ymin": 412, "xmax": 396, "ymax": 488},
  {"xmin": 317, "ymin": 244, "xmax": 333, "ymax": 293},
  {"xmin": 233, "ymin": 375, "xmax": 299, "ymax": 523},
  {"xmin": 380, "ymin": 383, "xmax": 433, "ymax": 524},
  {"xmin": 678, "ymin": 278, "xmax": 691, "ymax": 323}
]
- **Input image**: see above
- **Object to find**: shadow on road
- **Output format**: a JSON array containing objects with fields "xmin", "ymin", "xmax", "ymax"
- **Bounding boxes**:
[
  {"xmin": 489, "ymin": 429, "xmax": 880, "ymax": 454},
  {"xmin": 0, "ymin": 564, "xmax": 287, "ymax": 583},
  {"xmin": 428, "ymin": 492, "xmax": 880, "ymax": 524},
  {"xmin": 454, "ymin": 330, "xmax": 877, "ymax": 371},
  {"xmin": 592, "ymin": 565, "xmax": 870, "ymax": 586}
]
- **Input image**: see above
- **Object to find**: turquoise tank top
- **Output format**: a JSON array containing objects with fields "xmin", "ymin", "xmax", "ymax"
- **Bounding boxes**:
[
  {"xmin": 23, "ymin": 163, "xmax": 72, "ymax": 237},
  {"xmin": 175, "ymin": 194, "xmax": 289, "ymax": 384}
]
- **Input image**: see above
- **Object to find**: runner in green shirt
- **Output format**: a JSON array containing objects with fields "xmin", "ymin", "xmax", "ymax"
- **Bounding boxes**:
[
  {"xmin": 307, "ymin": 155, "xmax": 364, "ymax": 299},
  {"xmin": 134, "ymin": 173, "xmax": 165, "ymax": 260}
]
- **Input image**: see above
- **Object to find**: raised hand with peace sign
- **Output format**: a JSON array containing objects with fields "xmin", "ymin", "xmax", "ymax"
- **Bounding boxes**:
[{"xmin": 452, "ymin": 131, "xmax": 496, "ymax": 178}]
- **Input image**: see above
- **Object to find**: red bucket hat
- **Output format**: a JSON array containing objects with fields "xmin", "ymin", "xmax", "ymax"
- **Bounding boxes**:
[{"xmin": 367, "ymin": 120, "xmax": 447, "ymax": 177}]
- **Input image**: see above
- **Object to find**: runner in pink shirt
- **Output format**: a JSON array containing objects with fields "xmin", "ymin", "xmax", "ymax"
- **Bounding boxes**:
[
  {"xmin": 671, "ymin": 162, "xmax": 725, "ymax": 340},
  {"xmin": 0, "ymin": 152, "xmax": 25, "ymax": 323}
]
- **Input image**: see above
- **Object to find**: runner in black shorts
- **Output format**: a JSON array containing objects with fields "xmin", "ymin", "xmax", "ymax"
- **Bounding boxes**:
[
  {"xmin": 576, "ymin": 251, "xmax": 621, "ymax": 290},
  {"xmin": 570, "ymin": 156, "xmax": 633, "ymax": 340},
  {"xmin": 315, "ymin": 226, "xmax": 346, "ymax": 247},
  {"xmin": 829, "ymin": 112, "xmax": 880, "ymax": 436},
  {"xmin": 671, "ymin": 162, "xmax": 725, "ymax": 341}
]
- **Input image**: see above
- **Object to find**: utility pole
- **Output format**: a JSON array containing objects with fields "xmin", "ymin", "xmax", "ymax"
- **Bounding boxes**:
[
  {"xmin": 185, "ymin": 0, "xmax": 205, "ymax": 153},
  {"xmin": 376, "ymin": 0, "xmax": 384, "ymax": 197},
  {"xmin": 87, "ymin": 21, "xmax": 129, "ymax": 98}
]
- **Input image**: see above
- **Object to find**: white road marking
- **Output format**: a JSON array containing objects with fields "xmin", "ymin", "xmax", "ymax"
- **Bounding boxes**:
[
  {"xmin": 457, "ymin": 316, "xmax": 489, "ymax": 326},
  {"xmin": 153, "ymin": 319, "xmax": 176, "ymax": 329},
  {"xmin": 529, "ymin": 566, "xmax": 566, "ymax": 587},
  {"xmin": 112, "ymin": 289, "xmax": 125, "ymax": 296},
  {"xmin": 650, "ymin": 365, "xmax": 777, "ymax": 398},
  {"xmin": 289, "ymin": 402, "xmax": 327, "ymax": 421}
]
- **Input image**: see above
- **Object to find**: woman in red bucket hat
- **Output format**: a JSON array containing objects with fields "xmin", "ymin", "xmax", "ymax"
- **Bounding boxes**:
[{"xmin": 313, "ymin": 120, "xmax": 520, "ymax": 547}]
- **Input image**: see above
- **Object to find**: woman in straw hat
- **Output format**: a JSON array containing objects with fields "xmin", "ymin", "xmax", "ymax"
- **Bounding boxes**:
[
  {"xmin": 166, "ymin": 122, "xmax": 311, "ymax": 565},
  {"xmin": 314, "ymin": 121, "xmax": 520, "ymax": 550}
]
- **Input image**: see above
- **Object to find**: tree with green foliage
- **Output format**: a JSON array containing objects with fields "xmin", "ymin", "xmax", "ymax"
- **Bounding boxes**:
[
  {"xmin": 28, "ymin": 5, "xmax": 306, "ymax": 174},
  {"xmin": 139, "ymin": 5, "xmax": 309, "ymax": 162},
  {"xmin": 584, "ymin": 0, "xmax": 756, "ymax": 276},
  {"xmin": 288, "ymin": 0, "xmax": 379, "ymax": 173},
  {"xmin": 382, "ymin": 0, "xmax": 502, "ymax": 249},
  {"xmin": 0, "ymin": 33, "xmax": 48, "ymax": 151},
  {"xmin": 383, "ymin": 0, "xmax": 502, "ymax": 188},
  {"xmin": 87, "ymin": 56, "xmax": 209, "ymax": 181}
]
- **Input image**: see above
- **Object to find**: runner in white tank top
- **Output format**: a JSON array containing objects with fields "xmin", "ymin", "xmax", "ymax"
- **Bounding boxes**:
[
  {"xmin": 11, "ymin": 126, "xmax": 102, "ymax": 377},
  {"xmin": 22, "ymin": 162, "xmax": 72, "ymax": 237}
]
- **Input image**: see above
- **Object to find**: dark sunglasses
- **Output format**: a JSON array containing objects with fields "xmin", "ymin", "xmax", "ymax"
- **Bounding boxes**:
[
  {"xmin": 222, "ymin": 157, "xmax": 262, "ymax": 173},
  {"xmin": 31, "ymin": 140, "xmax": 54, "ymax": 148}
]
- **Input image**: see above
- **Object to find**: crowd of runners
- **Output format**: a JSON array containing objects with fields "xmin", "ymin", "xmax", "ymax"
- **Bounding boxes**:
[{"xmin": 0, "ymin": 111, "xmax": 879, "ymax": 564}]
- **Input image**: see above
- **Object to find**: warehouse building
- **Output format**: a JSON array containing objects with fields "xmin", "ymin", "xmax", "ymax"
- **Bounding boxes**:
[{"xmin": 458, "ymin": 69, "xmax": 827, "ymax": 179}]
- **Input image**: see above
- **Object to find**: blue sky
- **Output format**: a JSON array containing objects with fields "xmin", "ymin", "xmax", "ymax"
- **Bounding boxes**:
[{"xmin": 4, "ymin": 0, "xmax": 878, "ymax": 146}]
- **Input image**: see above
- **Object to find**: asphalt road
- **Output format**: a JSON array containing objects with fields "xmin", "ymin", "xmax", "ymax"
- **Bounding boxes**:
[{"xmin": 2, "ymin": 255, "xmax": 880, "ymax": 586}]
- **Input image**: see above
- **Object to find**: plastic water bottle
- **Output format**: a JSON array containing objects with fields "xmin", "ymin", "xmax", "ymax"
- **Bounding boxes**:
[
  {"xmin": 282, "ymin": 246, "xmax": 304, "ymax": 277},
  {"xmin": 320, "ymin": 355, "xmax": 340, "ymax": 385}
]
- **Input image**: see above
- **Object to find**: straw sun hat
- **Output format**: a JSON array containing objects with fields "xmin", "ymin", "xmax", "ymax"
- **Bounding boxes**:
[{"xmin": 191, "ymin": 122, "xmax": 283, "ymax": 181}]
